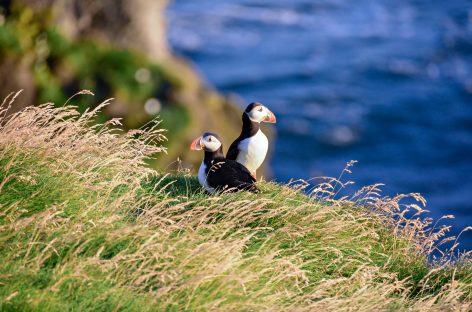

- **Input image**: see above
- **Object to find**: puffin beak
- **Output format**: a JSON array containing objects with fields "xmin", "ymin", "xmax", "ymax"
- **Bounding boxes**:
[
  {"xmin": 264, "ymin": 109, "xmax": 277, "ymax": 123},
  {"xmin": 190, "ymin": 136, "xmax": 203, "ymax": 150}
]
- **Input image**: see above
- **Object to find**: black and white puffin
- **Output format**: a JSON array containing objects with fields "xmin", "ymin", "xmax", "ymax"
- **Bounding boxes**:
[
  {"xmin": 226, "ymin": 102, "xmax": 276, "ymax": 179},
  {"xmin": 190, "ymin": 132, "xmax": 259, "ymax": 193}
]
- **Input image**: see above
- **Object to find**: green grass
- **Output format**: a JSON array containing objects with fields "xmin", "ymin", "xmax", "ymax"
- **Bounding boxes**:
[{"xmin": 0, "ymin": 101, "xmax": 471, "ymax": 311}]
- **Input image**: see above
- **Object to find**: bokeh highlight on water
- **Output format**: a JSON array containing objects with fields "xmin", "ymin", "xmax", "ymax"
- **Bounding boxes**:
[{"xmin": 167, "ymin": 0, "xmax": 472, "ymax": 249}]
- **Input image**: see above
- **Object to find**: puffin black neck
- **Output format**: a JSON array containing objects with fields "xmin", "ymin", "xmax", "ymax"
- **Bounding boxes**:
[
  {"xmin": 240, "ymin": 113, "xmax": 260, "ymax": 138},
  {"xmin": 203, "ymin": 146, "xmax": 225, "ymax": 165}
]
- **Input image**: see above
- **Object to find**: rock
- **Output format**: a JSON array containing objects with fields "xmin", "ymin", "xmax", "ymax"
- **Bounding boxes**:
[{"xmin": 14, "ymin": 0, "xmax": 169, "ymax": 60}]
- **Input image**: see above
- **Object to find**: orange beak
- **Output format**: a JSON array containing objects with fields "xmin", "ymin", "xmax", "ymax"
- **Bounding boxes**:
[
  {"xmin": 190, "ymin": 136, "xmax": 203, "ymax": 150},
  {"xmin": 264, "ymin": 110, "xmax": 277, "ymax": 123}
]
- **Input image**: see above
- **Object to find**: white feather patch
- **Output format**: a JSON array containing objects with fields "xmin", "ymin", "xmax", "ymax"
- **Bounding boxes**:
[
  {"xmin": 198, "ymin": 161, "xmax": 216, "ymax": 193},
  {"xmin": 236, "ymin": 129, "xmax": 268, "ymax": 173}
]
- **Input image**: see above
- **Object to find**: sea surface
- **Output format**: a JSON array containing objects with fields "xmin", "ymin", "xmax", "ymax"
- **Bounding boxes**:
[{"xmin": 167, "ymin": 0, "xmax": 472, "ymax": 250}]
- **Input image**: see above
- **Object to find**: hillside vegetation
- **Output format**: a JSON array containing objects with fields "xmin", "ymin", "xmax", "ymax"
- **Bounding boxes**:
[{"xmin": 0, "ymin": 93, "xmax": 471, "ymax": 311}]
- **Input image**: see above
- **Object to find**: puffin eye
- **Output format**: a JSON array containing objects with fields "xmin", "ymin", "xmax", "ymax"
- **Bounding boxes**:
[
  {"xmin": 258, "ymin": 107, "xmax": 263, "ymax": 112},
  {"xmin": 208, "ymin": 137, "xmax": 212, "ymax": 142}
]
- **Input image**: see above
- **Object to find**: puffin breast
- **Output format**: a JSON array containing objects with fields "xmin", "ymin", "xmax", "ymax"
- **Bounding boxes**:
[
  {"xmin": 236, "ymin": 130, "xmax": 268, "ymax": 172},
  {"xmin": 198, "ymin": 161, "xmax": 215, "ymax": 193}
]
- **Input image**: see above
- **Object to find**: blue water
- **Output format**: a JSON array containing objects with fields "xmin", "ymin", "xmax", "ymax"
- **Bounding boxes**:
[{"xmin": 167, "ymin": 0, "xmax": 472, "ymax": 250}]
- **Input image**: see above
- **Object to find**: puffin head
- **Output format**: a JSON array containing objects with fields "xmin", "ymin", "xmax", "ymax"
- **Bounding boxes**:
[
  {"xmin": 245, "ymin": 102, "xmax": 276, "ymax": 124},
  {"xmin": 190, "ymin": 132, "xmax": 223, "ymax": 152}
]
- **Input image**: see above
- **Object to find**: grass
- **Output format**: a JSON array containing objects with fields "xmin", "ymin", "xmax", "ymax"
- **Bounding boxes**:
[{"xmin": 0, "ymin": 93, "xmax": 471, "ymax": 311}]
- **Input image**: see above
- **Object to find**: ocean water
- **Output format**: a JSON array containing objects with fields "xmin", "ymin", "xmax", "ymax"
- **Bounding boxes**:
[{"xmin": 167, "ymin": 0, "xmax": 472, "ymax": 250}]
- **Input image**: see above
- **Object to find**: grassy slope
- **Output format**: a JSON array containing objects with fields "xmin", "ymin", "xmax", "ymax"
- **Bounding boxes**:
[{"xmin": 0, "ymin": 101, "xmax": 471, "ymax": 311}]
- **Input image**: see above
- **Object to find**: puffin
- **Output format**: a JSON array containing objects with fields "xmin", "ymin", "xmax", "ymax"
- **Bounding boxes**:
[
  {"xmin": 190, "ymin": 132, "xmax": 259, "ymax": 194},
  {"xmin": 226, "ymin": 102, "xmax": 276, "ymax": 179}
]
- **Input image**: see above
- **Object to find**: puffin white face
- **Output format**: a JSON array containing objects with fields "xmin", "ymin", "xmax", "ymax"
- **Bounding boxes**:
[
  {"xmin": 190, "ymin": 133, "xmax": 222, "ymax": 152},
  {"xmin": 246, "ymin": 104, "xmax": 277, "ymax": 124}
]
